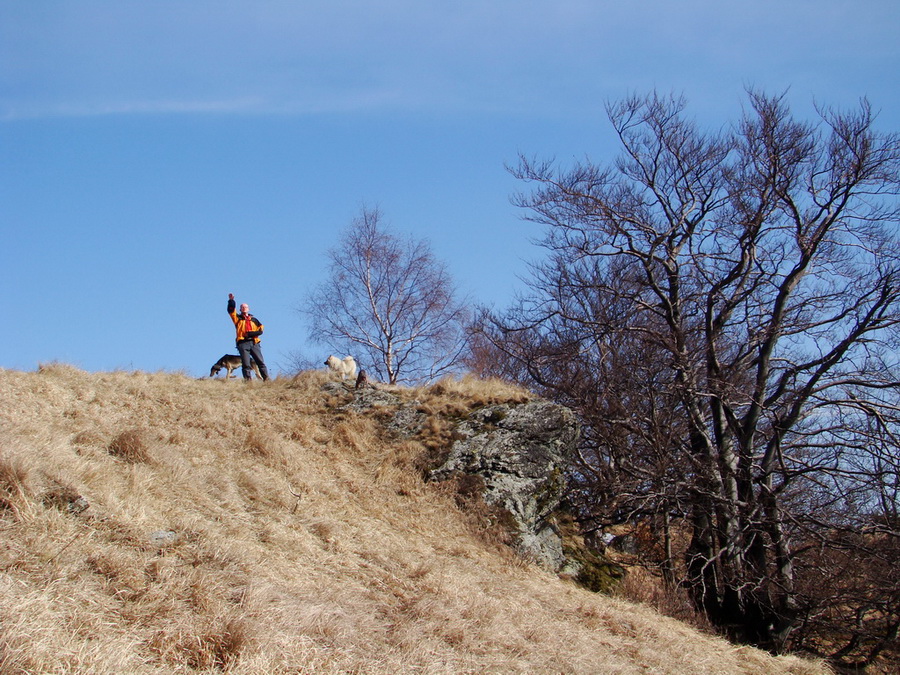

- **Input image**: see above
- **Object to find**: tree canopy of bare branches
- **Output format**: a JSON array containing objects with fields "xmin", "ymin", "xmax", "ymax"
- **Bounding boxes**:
[
  {"xmin": 302, "ymin": 207, "xmax": 469, "ymax": 385},
  {"xmin": 473, "ymin": 91, "xmax": 900, "ymax": 664}
]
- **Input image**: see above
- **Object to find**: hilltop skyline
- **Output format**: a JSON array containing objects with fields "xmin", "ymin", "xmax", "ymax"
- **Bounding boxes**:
[{"xmin": 3, "ymin": 1, "xmax": 899, "ymax": 376}]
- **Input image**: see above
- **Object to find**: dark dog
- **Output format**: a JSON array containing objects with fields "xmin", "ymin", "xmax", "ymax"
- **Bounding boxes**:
[{"xmin": 209, "ymin": 354, "xmax": 262, "ymax": 379}]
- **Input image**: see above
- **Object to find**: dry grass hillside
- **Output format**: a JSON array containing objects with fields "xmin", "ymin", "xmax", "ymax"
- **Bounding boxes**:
[{"xmin": 0, "ymin": 365, "xmax": 829, "ymax": 674}]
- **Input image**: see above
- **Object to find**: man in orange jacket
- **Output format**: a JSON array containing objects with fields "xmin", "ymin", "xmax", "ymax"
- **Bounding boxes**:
[{"xmin": 227, "ymin": 293, "xmax": 270, "ymax": 381}]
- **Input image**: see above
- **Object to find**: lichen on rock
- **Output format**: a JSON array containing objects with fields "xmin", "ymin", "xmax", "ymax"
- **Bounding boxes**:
[{"xmin": 429, "ymin": 400, "xmax": 580, "ymax": 571}]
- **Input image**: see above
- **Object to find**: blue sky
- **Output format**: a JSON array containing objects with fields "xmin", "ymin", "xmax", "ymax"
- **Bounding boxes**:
[{"xmin": 3, "ymin": 1, "xmax": 899, "ymax": 378}]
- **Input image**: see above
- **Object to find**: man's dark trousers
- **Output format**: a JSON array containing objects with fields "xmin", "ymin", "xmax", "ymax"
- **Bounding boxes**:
[{"xmin": 237, "ymin": 339, "xmax": 269, "ymax": 380}]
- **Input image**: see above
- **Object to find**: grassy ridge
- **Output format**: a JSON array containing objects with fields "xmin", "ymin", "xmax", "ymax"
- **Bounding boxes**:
[{"xmin": 0, "ymin": 365, "xmax": 827, "ymax": 674}]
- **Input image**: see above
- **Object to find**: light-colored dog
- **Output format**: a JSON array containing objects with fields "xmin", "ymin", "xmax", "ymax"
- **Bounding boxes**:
[
  {"xmin": 210, "ymin": 354, "xmax": 261, "ymax": 379},
  {"xmin": 325, "ymin": 355, "xmax": 357, "ymax": 381}
]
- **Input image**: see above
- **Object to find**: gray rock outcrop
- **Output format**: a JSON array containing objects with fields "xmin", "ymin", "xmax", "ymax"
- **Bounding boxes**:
[
  {"xmin": 332, "ymin": 380, "xmax": 582, "ymax": 571},
  {"xmin": 429, "ymin": 400, "xmax": 580, "ymax": 571},
  {"xmin": 334, "ymin": 383, "xmax": 428, "ymax": 436}
]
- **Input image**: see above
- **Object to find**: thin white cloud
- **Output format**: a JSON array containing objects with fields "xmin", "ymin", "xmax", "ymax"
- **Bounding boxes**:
[
  {"xmin": 2, "ymin": 0, "xmax": 898, "ymax": 121},
  {"xmin": 4, "ymin": 97, "xmax": 264, "ymax": 120}
]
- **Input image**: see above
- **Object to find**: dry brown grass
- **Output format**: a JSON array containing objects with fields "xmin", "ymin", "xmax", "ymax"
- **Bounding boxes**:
[
  {"xmin": 0, "ymin": 365, "xmax": 829, "ymax": 674},
  {"xmin": 614, "ymin": 566, "xmax": 714, "ymax": 634},
  {"xmin": 107, "ymin": 428, "xmax": 153, "ymax": 463}
]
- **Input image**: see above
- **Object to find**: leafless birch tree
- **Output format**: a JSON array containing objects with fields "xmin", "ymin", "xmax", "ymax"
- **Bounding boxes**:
[{"xmin": 302, "ymin": 207, "xmax": 469, "ymax": 385}]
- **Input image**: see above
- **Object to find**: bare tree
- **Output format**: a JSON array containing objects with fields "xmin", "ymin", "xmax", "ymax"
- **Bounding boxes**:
[
  {"xmin": 475, "ymin": 91, "xmax": 900, "ymax": 661},
  {"xmin": 302, "ymin": 207, "xmax": 469, "ymax": 385}
]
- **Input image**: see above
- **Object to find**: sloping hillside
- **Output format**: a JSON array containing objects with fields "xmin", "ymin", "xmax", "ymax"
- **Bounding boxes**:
[{"xmin": 0, "ymin": 365, "xmax": 827, "ymax": 674}]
